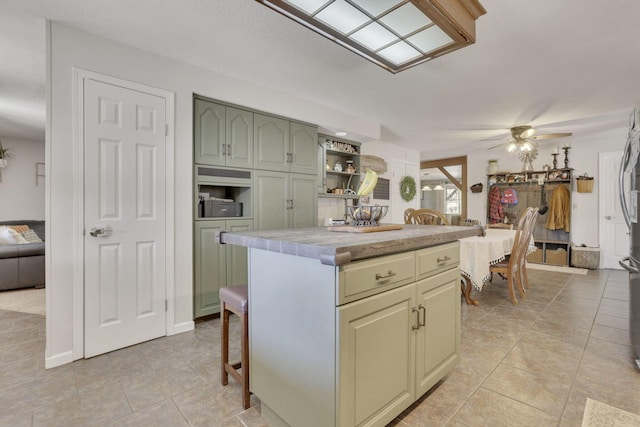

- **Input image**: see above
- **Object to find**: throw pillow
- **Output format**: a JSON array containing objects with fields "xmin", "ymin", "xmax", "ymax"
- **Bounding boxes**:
[{"xmin": 0, "ymin": 226, "xmax": 19, "ymax": 244}]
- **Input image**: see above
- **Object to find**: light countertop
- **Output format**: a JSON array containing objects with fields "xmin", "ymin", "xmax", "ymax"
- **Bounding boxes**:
[{"xmin": 219, "ymin": 224, "xmax": 482, "ymax": 266}]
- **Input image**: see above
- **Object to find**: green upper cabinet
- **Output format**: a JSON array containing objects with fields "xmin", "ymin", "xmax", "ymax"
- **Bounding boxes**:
[
  {"xmin": 226, "ymin": 107, "xmax": 253, "ymax": 168},
  {"xmin": 254, "ymin": 113, "xmax": 289, "ymax": 172},
  {"xmin": 289, "ymin": 121, "xmax": 318, "ymax": 175},
  {"xmin": 194, "ymin": 98, "xmax": 253, "ymax": 168},
  {"xmin": 254, "ymin": 170, "xmax": 317, "ymax": 230},
  {"xmin": 254, "ymin": 113, "xmax": 317, "ymax": 174},
  {"xmin": 194, "ymin": 99, "xmax": 225, "ymax": 166}
]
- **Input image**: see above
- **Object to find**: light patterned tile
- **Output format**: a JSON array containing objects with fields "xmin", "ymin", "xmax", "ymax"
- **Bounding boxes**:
[
  {"xmin": 589, "ymin": 324, "xmax": 631, "ymax": 346},
  {"xmin": 120, "ymin": 361, "xmax": 204, "ymax": 412},
  {"xmin": 109, "ymin": 399, "xmax": 189, "ymax": 426},
  {"xmin": 449, "ymin": 387, "xmax": 559, "ymax": 426},
  {"xmin": 172, "ymin": 382, "xmax": 258, "ymax": 426},
  {"xmin": 483, "ymin": 364, "xmax": 572, "ymax": 416},
  {"xmin": 3, "ymin": 270, "xmax": 640, "ymax": 427}
]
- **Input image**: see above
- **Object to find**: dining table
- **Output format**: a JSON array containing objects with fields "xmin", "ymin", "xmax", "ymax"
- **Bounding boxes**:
[{"xmin": 459, "ymin": 228, "xmax": 535, "ymax": 305}]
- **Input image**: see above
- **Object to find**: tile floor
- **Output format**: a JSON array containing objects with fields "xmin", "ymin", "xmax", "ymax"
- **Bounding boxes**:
[{"xmin": 0, "ymin": 268, "xmax": 639, "ymax": 426}]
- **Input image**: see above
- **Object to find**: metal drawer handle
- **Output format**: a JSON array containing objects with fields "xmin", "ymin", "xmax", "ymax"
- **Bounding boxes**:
[
  {"xmin": 437, "ymin": 255, "xmax": 451, "ymax": 263},
  {"xmin": 412, "ymin": 307, "xmax": 420, "ymax": 330},
  {"xmin": 375, "ymin": 270, "xmax": 396, "ymax": 280},
  {"xmin": 418, "ymin": 304, "xmax": 426, "ymax": 327}
]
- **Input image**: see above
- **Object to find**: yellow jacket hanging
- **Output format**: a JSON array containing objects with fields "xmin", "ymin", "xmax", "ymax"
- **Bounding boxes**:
[{"xmin": 545, "ymin": 184, "xmax": 570, "ymax": 232}]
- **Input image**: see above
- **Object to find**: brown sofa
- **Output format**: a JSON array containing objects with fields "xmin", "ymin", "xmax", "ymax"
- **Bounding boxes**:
[{"xmin": 0, "ymin": 220, "xmax": 45, "ymax": 291}]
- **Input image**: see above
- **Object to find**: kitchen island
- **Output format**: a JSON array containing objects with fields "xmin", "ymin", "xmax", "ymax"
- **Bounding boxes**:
[{"xmin": 220, "ymin": 225, "xmax": 482, "ymax": 427}]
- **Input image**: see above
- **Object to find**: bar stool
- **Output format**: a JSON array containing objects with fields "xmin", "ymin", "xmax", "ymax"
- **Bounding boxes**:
[{"xmin": 219, "ymin": 285, "xmax": 250, "ymax": 409}]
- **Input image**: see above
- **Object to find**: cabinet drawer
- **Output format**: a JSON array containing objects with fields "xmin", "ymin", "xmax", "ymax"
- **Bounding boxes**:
[
  {"xmin": 338, "ymin": 252, "xmax": 415, "ymax": 305},
  {"xmin": 416, "ymin": 242, "xmax": 459, "ymax": 280}
]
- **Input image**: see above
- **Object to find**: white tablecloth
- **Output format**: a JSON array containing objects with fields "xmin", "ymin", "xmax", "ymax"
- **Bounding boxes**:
[{"xmin": 459, "ymin": 229, "xmax": 535, "ymax": 291}]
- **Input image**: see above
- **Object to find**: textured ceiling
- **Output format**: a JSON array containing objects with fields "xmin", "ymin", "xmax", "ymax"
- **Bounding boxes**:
[{"xmin": 2, "ymin": 0, "xmax": 640, "ymax": 158}]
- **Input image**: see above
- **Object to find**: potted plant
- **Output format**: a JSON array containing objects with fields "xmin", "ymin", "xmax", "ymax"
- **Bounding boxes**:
[{"xmin": 0, "ymin": 140, "xmax": 13, "ymax": 168}]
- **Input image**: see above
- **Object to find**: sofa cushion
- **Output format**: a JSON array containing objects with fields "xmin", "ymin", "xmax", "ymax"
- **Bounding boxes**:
[
  {"xmin": 0, "ymin": 245, "xmax": 20, "ymax": 258},
  {"xmin": 0, "ymin": 221, "xmax": 45, "ymax": 241},
  {"xmin": 0, "ymin": 226, "xmax": 21, "ymax": 245}
]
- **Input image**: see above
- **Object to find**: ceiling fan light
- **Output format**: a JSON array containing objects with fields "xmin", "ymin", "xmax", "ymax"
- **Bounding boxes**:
[
  {"xmin": 522, "ymin": 142, "xmax": 533, "ymax": 151},
  {"xmin": 507, "ymin": 142, "xmax": 517, "ymax": 152}
]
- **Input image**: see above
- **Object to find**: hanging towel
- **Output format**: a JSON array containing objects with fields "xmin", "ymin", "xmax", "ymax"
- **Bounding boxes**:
[
  {"xmin": 545, "ymin": 184, "xmax": 570, "ymax": 232},
  {"xmin": 488, "ymin": 185, "xmax": 504, "ymax": 224}
]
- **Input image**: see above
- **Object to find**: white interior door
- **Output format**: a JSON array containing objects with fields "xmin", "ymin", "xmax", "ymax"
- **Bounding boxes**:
[
  {"xmin": 599, "ymin": 150, "xmax": 630, "ymax": 269},
  {"xmin": 84, "ymin": 79, "xmax": 167, "ymax": 357}
]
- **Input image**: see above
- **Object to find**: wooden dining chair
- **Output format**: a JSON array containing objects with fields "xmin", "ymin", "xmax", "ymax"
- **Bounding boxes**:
[
  {"xmin": 488, "ymin": 207, "xmax": 537, "ymax": 304},
  {"xmin": 406, "ymin": 209, "xmax": 450, "ymax": 225},
  {"xmin": 403, "ymin": 208, "xmax": 415, "ymax": 224},
  {"xmin": 515, "ymin": 207, "xmax": 539, "ymax": 296}
]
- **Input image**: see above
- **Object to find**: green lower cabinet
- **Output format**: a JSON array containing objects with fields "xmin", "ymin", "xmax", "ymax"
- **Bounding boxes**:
[
  {"xmin": 194, "ymin": 219, "xmax": 252, "ymax": 318},
  {"xmin": 337, "ymin": 268, "xmax": 460, "ymax": 427}
]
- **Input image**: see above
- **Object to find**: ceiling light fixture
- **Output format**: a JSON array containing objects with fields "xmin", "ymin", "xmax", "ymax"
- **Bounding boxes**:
[
  {"xmin": 433, "ymin": 182, "xmax": 444, "ymax": 191},
  {"xmin": 257, "ymin": 0, "xmax": 486, "ymax": 73},
  {"xmin": 335, "ymin": 131, "xmax": 348, "ymax": 137},
  {"xmin": 422, "ymin": 184, "xmax": 432, "ymax": 191}
]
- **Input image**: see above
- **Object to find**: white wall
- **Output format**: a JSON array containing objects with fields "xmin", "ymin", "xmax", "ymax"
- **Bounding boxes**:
[
  {"xmin": 47, "ymin": 22, "xmax": 385, "ymax": 367},
  {"xmin": 361, "ymin": 140, "xmax": 420, "ymax": 224},
  {"xmin": 0, "ymin": 136, "xmax": 45, "ymax": 220},
  {"xmin": 465, "ymin": 128, "xmax": 628, "ymax": 247}
]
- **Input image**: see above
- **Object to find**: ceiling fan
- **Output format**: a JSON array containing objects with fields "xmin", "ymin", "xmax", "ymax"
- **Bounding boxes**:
[{"xmin": 490, "ymin": 125, "xmax": 572, "ymax": 152}]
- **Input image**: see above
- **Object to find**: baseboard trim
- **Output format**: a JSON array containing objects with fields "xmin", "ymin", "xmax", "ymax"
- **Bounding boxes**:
[
  {"xmin": 172, "ymin": 320, "xmax": 195, "ymax": 335},
  {"xmin": 45, "ymin": 350, "xmax": 74, "ymax": 369}
]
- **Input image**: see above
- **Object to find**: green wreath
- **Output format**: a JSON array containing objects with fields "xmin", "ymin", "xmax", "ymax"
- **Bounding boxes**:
[{"xmin": 400, "ymin": 176, "xmax": 417, "ymax": 202}]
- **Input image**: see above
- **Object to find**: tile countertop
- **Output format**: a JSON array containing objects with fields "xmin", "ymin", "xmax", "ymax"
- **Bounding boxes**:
[{"xmin": 219, "ymin": 224, "xmax": 483, "ymax": 266}]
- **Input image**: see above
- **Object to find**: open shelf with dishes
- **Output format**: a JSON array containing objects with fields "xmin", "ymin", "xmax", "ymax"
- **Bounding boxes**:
[
  {"xmin": 488, "ymin": 168, "xmax": 572, "ymax": 186},
  {"xmin": 318, "ymin": 134, "xmax": 361, "ymax": 199}
]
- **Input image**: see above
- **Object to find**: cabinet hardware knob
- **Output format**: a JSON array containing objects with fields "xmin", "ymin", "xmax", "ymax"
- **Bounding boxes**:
[
  {"xmin": 412, "ymin": 307, "xmax": 420, "ymax": 330},
  {"xmin": 437, "ymin": 255, "xmax": 451, "ymax": 263},
  {"xmin": 375, "ymin": 270, "xmax": 396, "ymax": 280}
]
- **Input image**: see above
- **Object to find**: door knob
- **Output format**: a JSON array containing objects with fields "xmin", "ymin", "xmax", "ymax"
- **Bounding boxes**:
[
  {"xmin": 89, "ymin": 227, "xmax": 110, "ymax": 237},
  {"xmin": 605, "ymin": 215, "xmax": 614, "ymax": 220}
]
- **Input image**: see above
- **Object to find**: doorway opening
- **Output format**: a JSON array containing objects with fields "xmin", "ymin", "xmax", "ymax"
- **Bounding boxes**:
[{"xmin": 420, "ymin": 156, "xmax": 467, "ymax": 221}]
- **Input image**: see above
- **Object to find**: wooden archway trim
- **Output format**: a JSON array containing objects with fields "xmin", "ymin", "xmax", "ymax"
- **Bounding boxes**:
[{"xmin": 420, "ymin": 156, "xmax": 467, "ymax": 220}]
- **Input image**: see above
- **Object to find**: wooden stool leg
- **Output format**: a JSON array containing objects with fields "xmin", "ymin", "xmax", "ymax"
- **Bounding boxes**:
[
  {"xmin": 241, "ymin": 311, "xmax": 250, "ymax": 409},
  {"xmin": 221, "ymin": 304, "xmax": 229, "ymax": 386}
]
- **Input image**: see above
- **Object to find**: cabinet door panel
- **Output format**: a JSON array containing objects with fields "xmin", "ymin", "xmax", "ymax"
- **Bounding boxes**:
[
  {"xmin": 338, "ymin": 285, "xmax": 416, "ymax": 427},
  {"xmin": 194, "ymin": 99, "xmax": 225, "ymax": 166},
  {"xmin": 254, "ymin": 114, "xmax": 289, "ymax": 172},
  {"xmin": 194, "ymin": 221, "xmax": 226, "ymax": 318},
  {"xmin": 225, "ymin": 220, "xmax": 253, "ymax": 285},
  {"xmin": 226, "ymin": 107, "xmax": 253, "ymax": 169},
  {"xmin": 254, "ymin": 170, "xmax": 288, "ymax": 230},
  {"xmin": 415, "ymin": 268, "xmax": 460, "ymax": 397},
  {"xmin": 289, "ymin": 173, "xmax": 317, "ymax": 228},
  {"xmin": 290, "ymin": 121, "xmax": 317, "ymax": 174}
]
